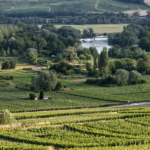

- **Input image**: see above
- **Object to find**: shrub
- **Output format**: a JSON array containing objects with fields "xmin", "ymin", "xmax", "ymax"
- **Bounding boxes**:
[
  {"xmin": 39, "ymin": 91, "xmax": 44, "ymax": 99},
  {"xmin": 88, "ymin": 69, "xmax": 98, "ymax": 77},
  {"xmin": 137, "ymin": 79, "xmax": 147, "ymax": 84},
  {"xmin": 29, "ymin": 93, "xmax": 36, "ymax": 100},
  {"xmin": 54, "ymin": 82, "xmax": 62, "ymax": 91},
  {"xmin": 10, "ymin": 76, "xmax": 14, "ymax": 80},
  {"xmin": 22, "ymin": 68, "xmax": 33, "ymax": 70},
  {"xmin": 115, "ymin": 69, "xmax": 129, "ymax": 85},
  {"xmin": 66, "ymin": 69, "xmax": 75, "ymax": 75},
  {"xmin": 0, "ymin": 109, "xmax": 16, "ymax": 125},
  {"xmin": 64, "ymin": 85, "xmax": 67, "ymax": 88},
  {"xmin": 129, "ymin": 70, "xmax": 142, "ymax": 84}
]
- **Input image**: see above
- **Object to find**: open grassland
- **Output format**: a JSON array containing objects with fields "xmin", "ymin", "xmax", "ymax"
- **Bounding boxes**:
[
  {"xmin": 55, "ymin": 24, "xmax": 128, "ymax": 34},
  {"xmin": 124, "ymin": 10, "xmax": 148, "ymax": 15}
]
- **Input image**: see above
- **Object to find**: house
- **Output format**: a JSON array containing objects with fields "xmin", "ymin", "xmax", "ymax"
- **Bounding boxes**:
[
  {"xmin": 43, "ymin": 95, "xmax": 48, "ymax": 100},
  {"xmin": 35, "ymin": 97, "xmax": 38, "ymax": 100}
]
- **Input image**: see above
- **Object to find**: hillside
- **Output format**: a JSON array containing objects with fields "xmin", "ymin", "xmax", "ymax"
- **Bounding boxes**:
[{"xmin": 0, "ymin": 0, "xmax": 150, "ymax": 14}]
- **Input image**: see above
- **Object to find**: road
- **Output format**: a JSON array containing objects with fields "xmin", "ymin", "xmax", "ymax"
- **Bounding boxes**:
[
  {"xmin": 4, "ymin": 6, "xmax": 14, "ymax": 12},
  {"xmin": 95, "ymin": 0, "xmax": 99, "ymax": 9}
]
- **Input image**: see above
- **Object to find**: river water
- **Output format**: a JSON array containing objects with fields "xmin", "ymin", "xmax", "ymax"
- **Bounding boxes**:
[{"xmin": 81, "ymin": 37, "xmax": 112, "ymax": 54}]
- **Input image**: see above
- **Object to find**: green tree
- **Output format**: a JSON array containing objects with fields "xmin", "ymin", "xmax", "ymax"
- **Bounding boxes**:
[
  {"xmin": 86, "ymin": 62, "xmax": 93, "ymax": 71},
  {"xmin": 1, "ymin": 60, "xmax": 10, "ymax": 69},
  {"xmin": 129, "ymin": 70, "xmax": 141, "ymax": 83},
  {"xmin": 62, "ymin": 46, "xmax": 77, "ymax": 61},
  {"xmin": 39, "ymin": 91, "xmax": 44, "ymax": 99},
  {"xmin": 0, "ymin": 109, "xmax": 16, "ymax": 125},
  {"xmin": 33, "ymin": 71, "xmax": 57, "ymax": 92},
  {"xmin": 1, "ymin": 48, "xmax": 6, "ymax": 57},
  {"xmin": 98, "ymin": 47, "xmax": 109, "ymax": 74},
  {"xmin": 28, "ymin": 54, "xmax": 37, "ymax": 65},
  {"xmin": 7, "ymin": 47, "xmax": 10, "ymax": 55},
  {"xmin": 115, "ymin": 69, "xmax": 129, "ymax": 85}
]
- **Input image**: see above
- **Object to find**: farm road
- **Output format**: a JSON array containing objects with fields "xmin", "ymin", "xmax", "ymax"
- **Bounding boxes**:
[
  {"xmin": 95, "ymin": 0, "xmax": 99, "ymax": 9},
  {"xmin": 4, "ymin": 6, "xmax": 14, "ymax": 12}
]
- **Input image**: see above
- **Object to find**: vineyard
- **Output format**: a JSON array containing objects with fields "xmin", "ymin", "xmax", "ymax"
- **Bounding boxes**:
[
  {"xmin": 1, "ymin": 71, "xmax": 150, "ymax": 149},
  {"xmin": 1, "ymin": 106, "xmax": 150, "ymax": 149}
]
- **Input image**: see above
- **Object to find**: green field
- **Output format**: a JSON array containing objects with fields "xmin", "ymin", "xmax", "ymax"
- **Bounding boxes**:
[
  {"xmin": 0, "ymin": 0, "xmax": 150, "ymax": 14},
  {"xmin": 54, "ymin": 24, "xmax": 128, "ymax": 34},
  {"xmin": 0, "ymin": 71, "xmax": 150, "ymax": 149}
]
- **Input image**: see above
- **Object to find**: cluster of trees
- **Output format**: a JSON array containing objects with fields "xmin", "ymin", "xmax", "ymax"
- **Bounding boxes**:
[
  {"xmin": 1, "ymin": 59, "xmax": 17, "ymax": 70},
  {"xmin": 0, "ymin": 11, "xmax": 142, "ymax": 25},
  {"xmin": 0, "ymin": 23, "xmax": 81, "ymax": 60},
  {"xmin": 108, "ymin": 24, "xmax": 148, "ymax": 47},
  {"xmin": 108, "ymin": 45, "xmax": 147, "ymax": 59}
]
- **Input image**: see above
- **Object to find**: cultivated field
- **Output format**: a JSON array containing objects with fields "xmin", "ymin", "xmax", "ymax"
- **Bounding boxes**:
[
  {"xmin": 54, "ymin": 24, "xmax": 128, "ymax": 34},
  {"xmin": 124, "ymin": 10, "xmax": 148, "ymax": 15},
  {"xmin": 0, "ymin": 70, "xmax": 150, "ymax": 148}
]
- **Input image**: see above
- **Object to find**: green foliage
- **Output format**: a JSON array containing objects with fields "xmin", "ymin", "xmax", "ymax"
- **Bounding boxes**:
[
  {"xmin": 32, "ymin": 71, "xmax": 57, "ymax": 92},
  {"xmin": 98, "ymin": 47, "xmax": 109, "ymax": 74},
  {"xmin": 28, "ymin": 54, "xmax": 37, "ymax": 65},
  {"xmin": 129, "ymin": 70, "xmax": 142, "ymax": 83},
  {"xmin": 54, "ymin": 82, "xmax": 62, "ymax": 91},
  {"xmin": 29, "ymin": 93, "xmax": 36, "ymax": 100},
  {"xmin": 1, "ymin": 59, "xmax": 17, "ymax": 70},
  {"xmin": 0, "ymin": 109, "xmax": 16, "ymax": 125},
  {"xmin": 39, "ymin": 91, "xmax": 44, "ymax": 99},
  {"xmin": 86, "ymin": 62, "xmax": 93, "ymax": 71},
  {"xmin": 115, "ymin": 69, "xmax": 129, "ymax": 85}
]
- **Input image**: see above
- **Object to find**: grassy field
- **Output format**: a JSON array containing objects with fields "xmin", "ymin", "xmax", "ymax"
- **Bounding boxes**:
[
  {"xmin": 1, "ymin": 0, "xmax": 150, "ymax": 14},
  {"xmin": 54, "ymin": 24, "xmax": 128, "ymax": 34},
  {"xmin": 124, "ymin": 10, "xmax": 148, "ymax": 15}
]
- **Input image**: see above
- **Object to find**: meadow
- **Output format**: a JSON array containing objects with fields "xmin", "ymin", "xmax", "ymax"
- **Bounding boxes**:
[{"xmin": 54, "ymin": 24, "xmax": 128, "ymax": 34}]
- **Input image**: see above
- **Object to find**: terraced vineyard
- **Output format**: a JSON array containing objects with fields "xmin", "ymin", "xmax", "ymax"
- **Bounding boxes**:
[{"xmin": 1, "ymin": 106, "xmax": 150, "ymax": 149}]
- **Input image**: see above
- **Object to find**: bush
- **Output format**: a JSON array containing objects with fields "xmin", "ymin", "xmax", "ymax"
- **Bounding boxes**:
[
  {"xmin": 137, "ymin": 79, "xmax": 147, "ymax": 84},
  {"xmin": 29, "ymin": 93, "xmax": 36, "ymax": 100},
  {"xmin": 129, "ymin": 70, "xmax": 142, "ymax": 84},
  {"xmin": 115, "ymin": 69, "xmax": 129, "ymax": 85},
  {"xmin": 54, "ymin": 82, "xmax": 62, "ymax": 91},
  {"xmin": 10, "ymin": 76, "xmax": 14, "ymax": 80},
  {"xmin": 39, "ymin": 91, "xmax": 44, "ymax": 99},
  {"xmin": 66, "ymin": 69, "xmax": 75, "ymax": 75},
  {"xmin": 64, "ymin": 85, "xmax": 67, "ymax": 88},
  {"xmin": 22, "ymin": 68, "xmax": 33, "ymax": 70},
  {"xmin": 0, "ymin": 109, "xmax": 16, "ymax": 125},
  {"xmin": 88, "ymin": 69, "xmax": 98, "ymax": 77}
]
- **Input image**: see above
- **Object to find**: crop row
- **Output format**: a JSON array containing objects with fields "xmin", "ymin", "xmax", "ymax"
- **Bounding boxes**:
[
  {"xmin": 62, "ymin": 145, "xmax": 150, "ymax": 150},
  {"xmin": 82, "ymin": 120, "xmax": 150, "ymax": 136},
  {"xmin": 126, "ymin": 116, "xmax": 150, "ymax": 126},
  {"xmin": 13, "ymin": 107, "xmax": 143, "ymax": 120},
  {"xmin": 61, "ymin": 90, "xmax": 150, "ymax": 103},
  {"xmin": 0, "ymin": 126, "xmax": 149, "ymax": 148},
  {"xmin": 20, "ymin": 113, "xmax": 146, "ymax": 126},
  {"xmin": 0, "ymin": 140, "xmax": 47, "ymax": 149}
]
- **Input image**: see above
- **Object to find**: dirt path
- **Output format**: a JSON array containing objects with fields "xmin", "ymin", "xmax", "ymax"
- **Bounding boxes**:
[
  {"xmin": 49, "ymin": 6, "xmax": 51, "ymax": 12},
  {"xmin": 4, "ymin": 6, "xmax": 14, "ymax": 12},
  {"xmin": 95, "ymin": 0, "xmax": 99, "ymax": 9}
]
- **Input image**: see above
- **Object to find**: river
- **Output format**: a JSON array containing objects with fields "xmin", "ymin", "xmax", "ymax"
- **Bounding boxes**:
[{"xmin": 81, "ymin": 37, "xmax": 112, "ymax": 54}]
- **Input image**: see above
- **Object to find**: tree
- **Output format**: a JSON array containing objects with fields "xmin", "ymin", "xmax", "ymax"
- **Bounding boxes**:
[
  {"xmin": 98, "ymin": 47, "xmax": 109, "ymax": 74},
  {"xmin": 32, "ymin": 71, "xmax": 57, "ymax": 92},
  {"xmin": 139, "ymin": 37, "xmax": 150, "ymax": 52},
  {"xmin": 129, "ymin": 70, "xmax": 141, "ymax": 83},
  {"xmin": 0, "ymin": 109, "xmax": 16, "ymax": 125},
  {"xmin": 86, "ymin": 62, "xmax": 93, "ymax": 71},
  {"xmin": 29, "ymin": 93, "xmax": 36, "ymax": 100},
  {"xmin": 39, "ymin": 91, "xmax": 44, "ymax": 99},
  {"xmin": 62, "ymin": 46, "xmax": 77, "ymax": 61},
  {"xmin": 28, "ymin": 54, "xmax": 37, "ymax": 65},
  {"xmin": 89, "ymin": 47, "xmax": 99, "ymax": 58},
  {"xmin": 9, "ymin": 59, "xmax": 17, "ymax": 69},
  {"xmin": 1, "ymin": 60, "xmax": 10, "ymax": 69},
  {"xmin": 1, "ymin": 48, "xmax": 6, "ymax": 57},
  {"xmin": 7, "ymin": 47, "xmax": 10, "ymax": 55},
  {"xmin": 54, "ymin": 82, "xmax": 62, "ymax": 91},
  {"xmin": 115, "ymin": 69, "xmax": 129, "ymax": 85},
  {"xmin": 26, "ymin": 48, "xmax": 38, "ymax": 57}
]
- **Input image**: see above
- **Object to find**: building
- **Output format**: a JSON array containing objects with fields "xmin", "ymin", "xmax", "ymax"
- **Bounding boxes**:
[{"xmin": 43, "ymin": 95, "xmax": 48, "ymax": 100}]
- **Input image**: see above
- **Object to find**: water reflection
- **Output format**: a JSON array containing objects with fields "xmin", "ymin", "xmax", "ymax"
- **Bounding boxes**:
[{"xmin": 81, "ymin": 39, "xmax": 112, "ymax": 54}]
